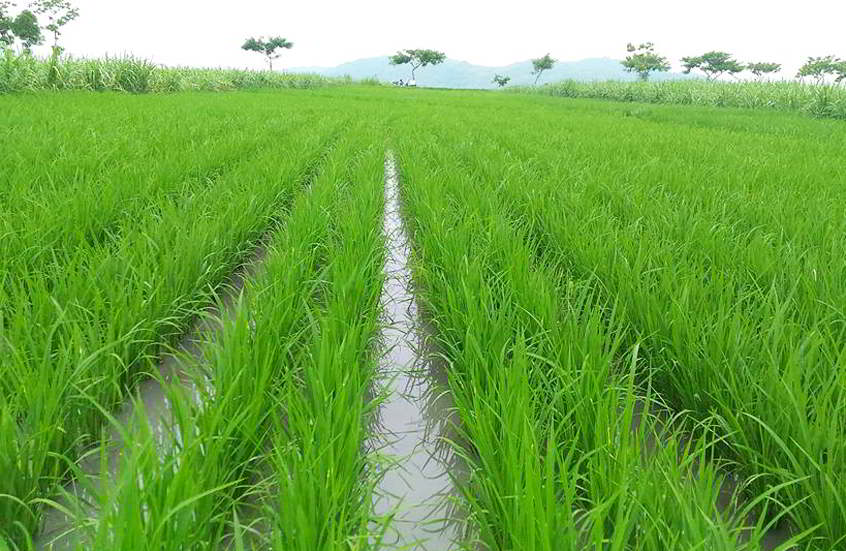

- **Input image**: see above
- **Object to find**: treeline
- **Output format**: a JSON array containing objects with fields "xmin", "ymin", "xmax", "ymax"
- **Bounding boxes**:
[{"xmin": 621, "ymin": 44, "xmax": 846, "ymax": 84}]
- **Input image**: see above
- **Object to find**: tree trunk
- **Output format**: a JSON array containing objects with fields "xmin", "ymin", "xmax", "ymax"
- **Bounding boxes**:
[
  {"xmin": 268, "ymin": 57, "xmax": 273, "ymax": 71},
  {"xmin": 534, "ymin": 71, "xmax": 541, "ymax": 86}
]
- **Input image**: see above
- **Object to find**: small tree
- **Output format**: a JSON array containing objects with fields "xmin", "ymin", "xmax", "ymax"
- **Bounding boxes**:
[
  {"xmin": 746, "ymin": 61, "xmax": 782, "ymax": 80},
  {"xmin": 30, "ymin": 0, "xmax": 78, "ymax": 54},
  {"xmin": 241, "ymin": 36, "xmax": 293, "ymax": 71},
  {"xmin": 621, "ymin": 42, "xmax": 670, "ymax": 81},
  {"xmin": 681, "ymin": 51, "xmax": 744, "ymax": 80},
  {"xmin": 531, "ymin": 53, "xmax": 555, "ymax": 85},
  {"xmin": 492, "ymin": 74, "xmax": 511, "ymax": 87},
  {"xmin": 0, "ymin": 2, "xmax": 42, "ymax": 51},
  {"xmin": 796, "ymin": 56, "xmax": 842, "ymax": 85},
  {"xmin": 388, "ymin": 49, "xmax": 446, "ymax": 82}
]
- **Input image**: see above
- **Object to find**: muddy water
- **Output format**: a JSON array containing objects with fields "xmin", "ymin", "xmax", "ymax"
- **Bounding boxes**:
[
  {"xmin": 36, "ymin": 248, "xmax": 267, "ymax": 551},
  {"xmin": 371, "ymin": 154, "xmax": 465, "ymax": 550}
]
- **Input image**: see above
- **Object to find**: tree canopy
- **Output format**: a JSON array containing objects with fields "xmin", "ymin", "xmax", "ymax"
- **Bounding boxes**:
[
  {"xmin": 388, "ymin": 49, "xmax": 446, "ymax": 81},
  {"xmin": 242, "ymin": 36, "xmax": 293, "ymax": 71},
  {"xmin": 492, "ymin": 74, "xmax": 511, "ymax": 87},
  {"xmin": 531, "ymin": 53, "xmax": 555, "ymax": 85},
  {"xmin": 30, "ymin": 0, "xmax": 79, "ymax": 52},
  {"xmin": 681, "ymin": 51, "xmax": 744, "ymax": 80},
  {"xmin": 746, "ymin": 61, "xmax": 782, "ymax": 79},
  {"xmin": 621, "ymin": 42, "xmax": 670, "ymax": 81},
  {"xmin": 797, "ymin": 56, "xmax": 844, "ymax": 84},
  {"xmin": 0, "ymin": 2, "xmax": 42, "ymax": 51}
]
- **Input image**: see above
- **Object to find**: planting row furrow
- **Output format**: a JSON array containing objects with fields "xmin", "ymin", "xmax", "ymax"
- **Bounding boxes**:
[
  {"xmin": 368, "ymin": 152, "xmax": 465, "ymax": 549},
  {"xmin": 0, "ymin": 96, "xmax": 322, "ymax": 280},
  {"xmin": 393, "ymin": 130, "xmax": 788, "ymax": 550},
  {"xmin": 0, "ymin": 118, "xmax": 346, "ymax": 547},
  {"xmin": 34, "ymin": 124, "xmax": 387, "ymax": 551},
  {"xmin": 409, "ymin": 101, "xmax": 844, "ymax": 548}
]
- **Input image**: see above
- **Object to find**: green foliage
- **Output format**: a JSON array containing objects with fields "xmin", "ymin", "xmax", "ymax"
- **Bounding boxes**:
[
  {"xmin": 510, "ymin": 78, "xmax": 846, "ymax": 119},
  {"xmin": 797, "ymin": 55, "xmax": 843, "ymax": 84},
  {"xmin": 3, "ymin": 84, "xmax": 846, "ymax": 550},
  {"xmin": 0, "ymin": 51, "xmax": 348, "ymax": 93},
  {"xmin": 745, "ymin": 61, "xmax": 781, "ymax": 80},
  {"xmin": 30, "ymin": 0, "xmax": 79, "ymax": 51},
  {"xmin": 0, "ymin": 1, "xmax": 17, "ymax": 46},
  {"xmin": 621, "ymin": 42, "xmax": 670, "ymax": 81},
  {"xmin": 392, "ymin": 91, "xmax": 846, "ymax": 548},
  {"xmin": 241, "ymin": 35, "xmax": 293, "ymax": 70},
  {"xmin": 681, "ymin": 51, "xmax": 745, "ymax": 80},
  {"xmin": 531, "ymin": 53, "xmax": 555, "ymax": 85},
  {"xmin": 388, "ymin": 48, "xmax": 446, "ymax": 81},
  {"xmin": 0, "ymin": 3, "xmax": 42, "ymax": 51},
  {"xmin": 0, "ymin": 93, "xmax": 357, "ymax": 547},
  {"xmin": 492, "ymin": 73, "xmax": 510, "ymax": 87}
]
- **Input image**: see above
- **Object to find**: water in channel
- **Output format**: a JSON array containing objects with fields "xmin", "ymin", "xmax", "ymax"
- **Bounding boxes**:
[{"xmin": 371, "ymin": 153, "xmax": 464, "ymax": 550}]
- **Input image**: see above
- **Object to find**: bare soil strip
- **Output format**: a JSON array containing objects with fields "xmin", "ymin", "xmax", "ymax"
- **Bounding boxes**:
[{"xmin": 370, "ymin": 154, "xmax": 465, "ymax": 550}]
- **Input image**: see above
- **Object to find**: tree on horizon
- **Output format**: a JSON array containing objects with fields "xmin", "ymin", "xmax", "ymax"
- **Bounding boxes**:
[
  {"xmin": 388, "ymin": 49, "xmax": 446, "ymax": 82},
  {"xmin": 531, "ymin": 53, "xmax": 555, "ymax": 85},
  {"xmin": 621, "ymin": 42, "xmax": 670, "ymax": 81},
  {"xmin": 242, "ymin": 36, "xmax": 293, "ymax": 71},
  {"xmin": 0, "ymin": 2, "xmax": 43, "ymax": 52},
  {"xmin": 681, "ymin": 51, "xmax": 744, "ymax": 80},
  {"xmin": 746, "ymin": 61, "xmax": 782, "ymax": 80}
]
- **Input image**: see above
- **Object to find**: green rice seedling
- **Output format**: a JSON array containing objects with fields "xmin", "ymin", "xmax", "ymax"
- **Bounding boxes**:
[
  {"xmin": 267, "ymin": 132, "xmax": 386, "ymax": 551},
  {"xmin": 0, "ymin": 92, "xmax": 322, "ymax": 281},
  {"xmin": 0, "ymin": 95, "xmax": 355, "ymax": 545},
  {"xmin": 4, "ymin": 81, "xmax": 843, "ymax": 550},
  {"xmin": 403, "ymin": 90, "xmax": 844, "ymax": 547},
  {"xmin": 26, "ymin": 120, "xmax": 387, "ymax": 551},
  {"xmin": 390, "ymin": 123, "xmax": 789, "ymax": 549}
]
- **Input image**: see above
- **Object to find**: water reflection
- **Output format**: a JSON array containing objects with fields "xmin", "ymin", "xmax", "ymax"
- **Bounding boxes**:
[{"xmin": 370, "ymin": 154, "xmax": 467, "ymax": 550}]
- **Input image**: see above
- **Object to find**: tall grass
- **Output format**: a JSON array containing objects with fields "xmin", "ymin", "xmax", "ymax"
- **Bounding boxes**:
[
  {"xmin": 509, "ymin": 78, "xmax": 846, "ymax": 119},
  {"xmin": 0, "ymin": 50, "xmax": 347, "ymax": 94}
]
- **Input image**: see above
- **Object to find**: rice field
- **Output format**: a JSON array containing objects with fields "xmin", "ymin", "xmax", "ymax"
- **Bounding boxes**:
[{"xmin": 1, "ymin": 86, "xmax": 845, "ymax": 550}]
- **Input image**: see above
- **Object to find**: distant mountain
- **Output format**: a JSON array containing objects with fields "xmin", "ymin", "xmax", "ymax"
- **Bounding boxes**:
[{"xmin": 290, "ymin": 56, "xmax": 688, "ymax": 89}]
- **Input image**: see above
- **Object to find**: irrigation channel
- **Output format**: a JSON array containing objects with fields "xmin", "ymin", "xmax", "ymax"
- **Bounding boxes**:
[
  {"xmin": 29, "ymin": 150, "xmax": 787, "ymax": 551},
  {"xmin": 35, "ymin": 154, "xmax": 465, "ymax": 550},
  {"xmin": 370, "ymin": 154, "xmax": 465, "ymax": 549}
]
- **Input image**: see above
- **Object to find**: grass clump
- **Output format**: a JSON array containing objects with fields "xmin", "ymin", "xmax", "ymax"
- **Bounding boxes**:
[
  {"xmin": 0, "ymin": 50, "xmax": 347, "ymax": 94},
  {"xmin": 509, "ymin": 78, "xmax": 846, "ymax": 119}
]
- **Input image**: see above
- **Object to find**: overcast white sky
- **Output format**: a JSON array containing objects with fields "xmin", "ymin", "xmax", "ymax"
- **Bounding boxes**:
[{"xmin": 38, "ymin": 0, "xmax": 846, "ymax": 77}]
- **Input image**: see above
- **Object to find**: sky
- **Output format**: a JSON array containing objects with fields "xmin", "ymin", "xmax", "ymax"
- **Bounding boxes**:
[{"xmin": 32, "ymin": 0, "xmax": 846, "ymax": 77}]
